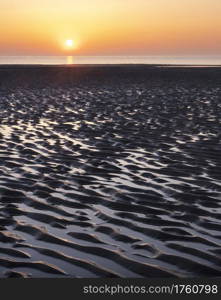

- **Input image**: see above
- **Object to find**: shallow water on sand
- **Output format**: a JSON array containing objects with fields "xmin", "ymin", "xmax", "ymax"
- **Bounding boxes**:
[{"xmin": 0, "ymin": 71, "xmax": 221, "ymax": 278}]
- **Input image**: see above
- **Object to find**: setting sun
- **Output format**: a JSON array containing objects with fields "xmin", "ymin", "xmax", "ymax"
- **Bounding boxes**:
[{"xmin": 65, "ymin": 39, "xmax": 74, "ymax": 48}]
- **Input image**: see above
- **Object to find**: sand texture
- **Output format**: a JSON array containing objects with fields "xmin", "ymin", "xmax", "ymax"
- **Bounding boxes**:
[{"xmin": 0, "ymin": 65, "xmax": 221, "ymax": 278}]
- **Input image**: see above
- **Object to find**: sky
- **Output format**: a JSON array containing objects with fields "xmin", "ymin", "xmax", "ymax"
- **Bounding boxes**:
[{"xmin": 0, "ymin": 0, "xmax": 221, "ymax": 56}]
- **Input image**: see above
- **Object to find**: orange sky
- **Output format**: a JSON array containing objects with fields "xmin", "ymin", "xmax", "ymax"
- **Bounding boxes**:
[{"xmin": 0, "ymin": 0, "xmax": 221, "ymax": 55}]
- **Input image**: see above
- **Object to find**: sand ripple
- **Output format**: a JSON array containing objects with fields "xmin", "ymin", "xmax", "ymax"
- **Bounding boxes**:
[{"xmin": 0, "ymin": 66, "xmax": 221, "ymax": 277}]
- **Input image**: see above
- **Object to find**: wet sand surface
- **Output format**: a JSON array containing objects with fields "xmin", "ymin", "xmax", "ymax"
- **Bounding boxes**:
[{"xmin": 0, "ymin": 65, "xmax": 221, "ymax": 278}]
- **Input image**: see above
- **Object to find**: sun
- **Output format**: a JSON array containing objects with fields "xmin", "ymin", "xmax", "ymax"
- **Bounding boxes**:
[
  {"xmin": 65, "ymin": 39, "xmax": 74, "ymax": 49},
  {"xmin": 62, "ymin": 38, "xmax": 79, "ymax": 52}
]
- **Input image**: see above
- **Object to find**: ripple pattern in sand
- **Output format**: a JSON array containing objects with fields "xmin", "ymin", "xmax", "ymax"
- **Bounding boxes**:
[{"xmin": 0, "ymin": 72, "xmax": 221, "ymax": 277}]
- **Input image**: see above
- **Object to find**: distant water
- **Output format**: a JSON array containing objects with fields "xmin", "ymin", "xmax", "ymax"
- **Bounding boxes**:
[
  {"xmin": 1, "ymin": 67, "xmax": 221, "ymax": 278},
  {"xmin": 0, "ymin": 56, "xmax": 221, "ymax": 65}
]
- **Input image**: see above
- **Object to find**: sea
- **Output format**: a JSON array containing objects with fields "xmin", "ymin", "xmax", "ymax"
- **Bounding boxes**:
[{"xmin": 0, "ymin": 55, "xmax": 221, "ymax": 65}]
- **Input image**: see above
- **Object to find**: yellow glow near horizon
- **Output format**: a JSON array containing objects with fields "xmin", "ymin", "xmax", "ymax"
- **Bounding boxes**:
[{"xmin": 0, "ymin": 0, "xmax": 221, "ymax": 56}]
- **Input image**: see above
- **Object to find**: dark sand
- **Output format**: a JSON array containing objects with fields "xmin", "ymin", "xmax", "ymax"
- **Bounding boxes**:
[{"xmin": 0, "ymin": 65, "xmax": 221, "ymax": 278}]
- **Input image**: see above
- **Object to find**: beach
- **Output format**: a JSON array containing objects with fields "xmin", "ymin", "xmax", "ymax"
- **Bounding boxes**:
[{"xmin": 0, "ymin": 65, "xmax": 221, "ymax": 278}]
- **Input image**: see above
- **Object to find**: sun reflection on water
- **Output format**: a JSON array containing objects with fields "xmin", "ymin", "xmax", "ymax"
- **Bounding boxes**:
[{"xmin": 66, "ymin": 56, "xmax": 74, "ymax": 65}]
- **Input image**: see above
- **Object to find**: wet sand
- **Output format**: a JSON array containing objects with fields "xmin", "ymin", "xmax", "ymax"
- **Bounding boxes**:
[{"xmin": 0, "ymin": 65, "xmax": 221, "ymax": 278}]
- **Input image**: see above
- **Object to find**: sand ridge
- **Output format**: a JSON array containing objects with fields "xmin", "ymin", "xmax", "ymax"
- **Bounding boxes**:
[{"xmin": 0, "ymin": 66, "xmax": 221, "ymax": 278}]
